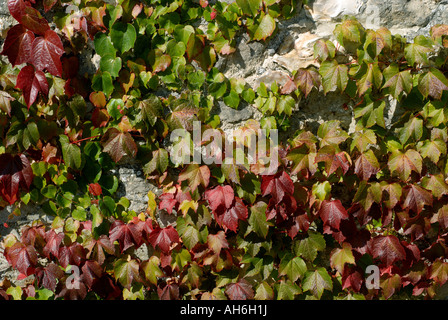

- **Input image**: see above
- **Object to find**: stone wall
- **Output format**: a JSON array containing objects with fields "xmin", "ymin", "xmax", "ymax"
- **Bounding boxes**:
[{"xmin": 0, "ymin": 0, "xmax": 447, "ymax": 286}]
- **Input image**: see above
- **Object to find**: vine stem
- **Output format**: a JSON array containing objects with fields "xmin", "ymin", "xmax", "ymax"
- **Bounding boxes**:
[{"xmin": 70, "ymin": 134, "xmax": 102, "ymax": 144}]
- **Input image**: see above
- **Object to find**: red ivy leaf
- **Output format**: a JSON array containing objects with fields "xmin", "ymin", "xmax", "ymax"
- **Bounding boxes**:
[
  {"xmin": 205, "ymin": 185, "xmax": 234, "ymax": 213},
  {"xmin": 88, "ymin": 183, "xmax": 102, "ymax": 197},
  {"xmin": 0, "ymin": 153, "xmax": 33, "ymax": 205},
  {"xmin": 58, "ymin": 243, "xmax": 86, "ymax": 268},
  {"xmin": 31, "ymin": 29, "xmax": 65, "ymax": 77},
  {"xmin": 214, "ymin": 197, "xmax": 248, "ymax": 232},
  {"xmin": 109, "ymin": 219, "xmax": 143, "ymax": 252},
  {"xmin": 5, "ymin": 242, "xmax": 38, "ymax": 276},
  {"xmin": 81, "ymin": 260, "xmax": 103, "ymax": 289},
  {"xmin": 158, "ymin": 185, "xmax": 192, "ymax": 214},
  {"xmin": 319, "ymin": 199, "xmax": 349, "ymax": 230},
  {"xmin": 148, "ymin": 225, "xmax": 180, "ymax": 254},
  {"xmin": 16, "ymin": 65, "xmax": 49, "ymax": 108},
  {"xmin": 35, "ymin": 262, "xmax": 64, "ymax": 291},
  {"xmin": 1, "ymin": 24, "xmax": 34, "ymax": 67},
  {"xmin": 225, "ymin": 279, "xmax": 254, "ymax": 300},
  {"xmin": 370, "ymin": 235, "xmax": 406, "ymax": 267},
  {"xmin": 83, "ymin": 235, "xmax": 115, "ymax": 265},
  {"xmin": 43, "ymin": 230, "xmax": 64, "ymax": 259},
  {"xmin": 157, "ymin": 283, "xmax": 180, "ymax": 300},
  {"xmin": 261, "ymin": 171, "xmax": 294, "ymax": 204},
  {"xmin": 8, "ymin": 0, "xmax": 50, "ymax": 35},
  {"xmin": 402, "ymin": 184, "xmax": 433, "ymax": 214}
]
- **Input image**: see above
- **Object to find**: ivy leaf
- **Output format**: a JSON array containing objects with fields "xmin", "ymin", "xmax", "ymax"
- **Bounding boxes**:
[
  {"xmin": 59, "ymin": 135, "xmax": 82, "ymax": 170},
  {"xmin": 0, "ymin": 91, "xmax": 14, "ymax": 115},
  {"xmin": 429, "ymin": 260, "xmax": 448, "ymax": 285},
  {"xmin": 302, "ymin": 268, "xmax": 333, "ymax": 299},
  {"xmin": 114, "ymin": 257, "xmax": 142, "ymax": 289},
  {"xmin": 142, "ymin": 256, "xmax": 163, "ymax": 286},
  {"xmin": 421, "ymin": 174, "xmax": 448, "ymax": 199},
  {"xmin": 404, "ymin": 35, "xmax": 433, "ymax": 66},
  {"xmin": 207, "ymin": 231, "xmax": 229, "ymax": 255},
  {"xmin": 43, "ymin": 230, "xmax": 64, "ymax": 259},
  {"xmin": 137, "ymin": 95, "xmax": 163, "ymax": 126},
  {"xmin": 81, "ymin": 260, "xmax": 103, "ymax": 289},
  {"xmin": 178, "ymin": 164, "xmax": 210, "ymax": 192},
  {"xmin": 83, "ymin": 235, "xmax": 115, "ymax": 265},
  {"xmin": 143, "ymin": 148, "xmax": 169, "ymax": 175},
  {"xmin": 382, "ymin": 64, "xmax": 413, "ymax": 100},
  {"xmin": 31, "ymin": 29, "xmax": 65, "ymax": 77},
  {"xmin": 94, "ymin": 33, "xmax": 116, "ymax": 57},
  {"xmin": 354, "ymin": 150, "xmax": 380, "ymax": 181},
  {"xmin": 261, "ymin": 171, "xmax": 294, "ymax": 205},
  {"xmin": 276, "ymin": 280, "xmax": 301, "ymax": 300},
  {"xmin": 364, "ymin": 28, "xmax": 392, "ymax": 57},
  {"xmin": 214, "ymin": 197, "xmax": 248, "ymax": 232},
  {"xmin": 417, "ymin": 139, "xmax": 446, "ymax": 164},
  {"xmin": 294, "ymin": 68, "xmax": 321, "ymax": 98},
  {"xmin": 109, "ymin": 219, "xmax": 143, "ymax": 252},
  {"xmin": 356, "ymin": 62, "xmax": 383, "ymax": 96},
  {"xmin": 247, "ymin": 12, "xmax": 276, "ymax": 41},
  {"xmin": 354, "ymin": 99, "xmax": 386, "ymax": 128},
  {"xmin": 158, "ymin": 283, "xmax": 180, "ymax": 300},
  {"xmin": 166, "ymin": 101, "xmax": 198, "ymax": 131},
  {"xmin": 148, "ymin": 49, "xmax": 172, "ymax": 73},
  {"xmin": 236, "ymin": 0, "xmax": 261, "ymax": 16},
  {"xmin": 287, "ymin": 145, "xmax": 317, "ymax": 176},
  {"xmin": 8, "ymin": 0, "xmax": 49, "ymax": 35},
  {"xmin": 397, "ymin": 117, "xmax": 423, "ymax": 145},
  {"xmin": 205, "ymin": 185, "xmax": 235, "ymax": 213},
  {"xmin": 278, "ymin": 253, "xmax": 307, "ymax": 282},
  {"xmin": 370, "ymin": 235, "xmax": 406, "ymax": 267},
  {"xmin": 148, "ymin": 225, "xmax": 180, "ymax": 254},
  {"xmin": 254, "ymin": 281, "xmax": 274, "ymax": 300},
  {"xmin": 319, "ymin": 199, "xmax": 349, "ymax": 230},
  {"xmin": 16, "ymin": 65, "xmax": 49, "ymax": 108},
  {"xmin": 317, "ymin": 120, "xmax": 349, "ymax": 147},
  {"xmin": 110, "ymin": 22, "xmax": 137, "ymax": 54},
  {"xmin": 380, "ymin": 182, "xmax": 403, "ymax": 209},
  {"xmin": 294, "ymin": 231, "xmax": 326, "ymax": 262},
  {"xmin": 1, "ymin": 24, "xmax": 34, "ymax": 67},
  {"xmin": 5, "ymin": 242, "xmax": 38, "ymax": 275},
  {"xmin": 315, "ymin": 146, "xmax": 351, "ymax": 176},
  {"xmin": 313, "ymin": 39, "xmax": 336, "ymax": 62},
  {"xmin": 436, "ymin": 205, "xmax": 448, "ymax": 229},
  {"xmin": 247, "ymin": 201, "xmax": 270, "ymax": 239},
  {"xmin": 225, "ymin": 279, "xmax": 254, "ymax": 300},
  {"xmin": 388, "ymin": 149, "xmax": 422, "ymax": 181},
  {"xmin": 99, "ymin": 55, "xmax": 122, "ymax": 78},
  {"xmin": 319, "ymin": 60, "xmax": 348, "ymax": 94},
  {"xmin": 418, "ymin": 68, "xmax": 448, "ymax": 100},
  {"xmin": 101, "ymin": 128, "xmax": 138, "ymax": 163},
  {"xmin": 330, "ymin": 243, "xmax": 355, "ymax": 274},
  {"xmin": 36, "ymin": 263, "xmax": 64, "ymax": 291},
  {"xmin": 0, "ymin": 153, "xmax": 33, "ymax": 205},
  {"xmin": 402, "ymin": 184, "xmax": 433, "ymax": 214}
]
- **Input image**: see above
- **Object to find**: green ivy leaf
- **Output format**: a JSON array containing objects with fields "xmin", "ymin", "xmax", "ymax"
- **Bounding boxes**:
[
  {"xmin": 247, "ymin": 12, "xmax": 276, "ymax": 41},
  {"xmin": 319, "ymin": 60, "xmax": 348, "ymax": 94},
  {"xmin": 417, "ymin": 68, "xmax": 448, "ymax": 100},
  {"xmin": 302, "ymin": 267, "xmax": 333, "ymax": 299},
  {"xmin": 110, "ymin": 22, "xmax": 137, "ymax": 54},
  {"xmin": 99, "ymin": 55, "xmax": 122, "ymax": 78},
  {"xmin": 59, "ymin": 135, "xmax": 82, "ymax": 170}
]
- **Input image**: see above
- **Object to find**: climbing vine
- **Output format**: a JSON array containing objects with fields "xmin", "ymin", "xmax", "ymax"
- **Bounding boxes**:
[{"xmin": 1, "ymin": 0, "xmax": 448, "ymax": 300}]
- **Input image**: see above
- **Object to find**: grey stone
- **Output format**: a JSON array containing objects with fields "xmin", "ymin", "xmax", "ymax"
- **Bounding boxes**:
[{"xmin": 212, "ymin": 100, "xmax": 254, "ymax": 124}]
